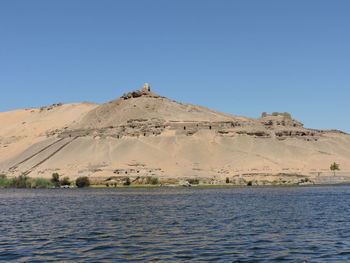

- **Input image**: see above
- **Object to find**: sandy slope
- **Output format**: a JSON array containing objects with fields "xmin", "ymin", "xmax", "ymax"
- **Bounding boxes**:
[
  {"xmin": 0, "ymin": 103, "xmax": 98, "ymax": 162},
  {"xmin": 0, "ymin": 89, "xmax": 349, "ymax": 184}
]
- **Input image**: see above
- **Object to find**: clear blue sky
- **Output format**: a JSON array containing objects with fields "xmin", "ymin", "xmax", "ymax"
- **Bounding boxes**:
[{"xmin": 1, "ymin": 0, "xmax": 349, "ymax": 132}]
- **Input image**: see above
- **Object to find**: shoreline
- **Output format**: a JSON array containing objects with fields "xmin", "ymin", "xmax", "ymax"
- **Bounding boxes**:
[
  {"xmin": 89, "ymin": 182, "xmax": 350, "ymax": 188},
  {"xmin": 1, "ymin": 172, "xmax": 350, "ymax": 189},
  {"xmin": 2, "ymin": 183, "xmax": 350, "ymax": 189},
  {"xmin": 2, "ymin": 183, "xmax": 350, "ymax": 190}
]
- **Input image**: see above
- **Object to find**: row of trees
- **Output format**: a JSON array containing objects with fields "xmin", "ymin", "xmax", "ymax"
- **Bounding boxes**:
[
  {"xmin": 0, "ymin": 173, "xmax": 90, "ymax": 188},
  {"xmin": 51, "ymin": 173, "xmax": 90, "ymax": 188}
]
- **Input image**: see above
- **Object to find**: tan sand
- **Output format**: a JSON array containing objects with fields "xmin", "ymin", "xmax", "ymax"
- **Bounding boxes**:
[{"xmin": 0, "ymin": 88, "xmax": 349, "ymax": 184}]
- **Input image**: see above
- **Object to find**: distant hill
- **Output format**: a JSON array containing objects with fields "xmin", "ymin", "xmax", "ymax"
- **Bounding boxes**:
[{"xmin": 1, "ymin": 85, "xmax": 349, "ymax": 185}]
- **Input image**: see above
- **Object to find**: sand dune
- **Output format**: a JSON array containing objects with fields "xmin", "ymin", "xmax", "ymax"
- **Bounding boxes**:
[{"xmin": 0, "ymin": 87, "xmax": 349, "ymax": 184}]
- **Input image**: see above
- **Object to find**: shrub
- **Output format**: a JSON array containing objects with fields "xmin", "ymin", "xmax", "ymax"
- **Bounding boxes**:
[
  {"xmin": 186, "ymin": 178, "xmax": 199, "ymax": 184},
  {"xmin": 0, "ymin": 175, "xmax": 54, "ymax": 188},
  {"xmin": 31, "ymin": 178, "xmax": 53, "ymax": 189},
  {"xmin": 226, "ymin": 177, "xmax": 230, "ymax": 184},
  {"xmin": 75, "ymin": 176, "xmax": 90, "ymax": 188},
  {"xmin": 11, "ymin": 175, "xmax": 31, "ymax": 188},
  {"xmin": 0, "ymin": 175, "xmax": 11, "ymax": 188},
  {"xmin": 261, "ymin": 112, "xmax": 267, "ymax": 118},
  {"xmin": 123, "ymin": 177, "xmax": 131, "ymax": 186},
  {"xmin": 144, "ymin": 176, "xmax": 159, "ymax": 185},
  {"xmin": 60, "ymin": 177, "xmax": 71, "ymax": 186},
  {"xmin": 51, "ymin": 173, "xmax": 60, "ymax": 187},
  {"xmin": 150, "ymin": 177, "xmax": 159, "ymax": 185}
]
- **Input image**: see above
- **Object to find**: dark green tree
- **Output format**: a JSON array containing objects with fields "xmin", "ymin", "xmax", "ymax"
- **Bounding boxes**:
[
  {"xmin": 330, "ymin": 162, "xmax": 340, "ymax": 176},
  {"xmin": 75, "ymin": 176, "xmax": 90, "ymax": 188},
  {"xmin": 51, "ymin": 173, "xmax": 60, "ymax": 187}
]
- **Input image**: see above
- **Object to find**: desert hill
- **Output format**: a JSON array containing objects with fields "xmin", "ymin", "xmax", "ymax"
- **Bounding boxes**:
[{"xmin": 0, "ymin": 84, "xmax": 349, "ymax": 185}]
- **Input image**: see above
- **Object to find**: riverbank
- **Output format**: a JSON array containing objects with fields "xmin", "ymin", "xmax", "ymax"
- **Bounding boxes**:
[{"xmin": 2, "ymin": 173, "xmax": 350, "ymax": 189}]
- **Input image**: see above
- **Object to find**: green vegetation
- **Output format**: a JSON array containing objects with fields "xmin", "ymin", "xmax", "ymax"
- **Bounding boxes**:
[
  {"xmin": 0, "ymin": 174, "xmax": 53, "ymax": 188},
  {"xmin": 51, "ymin": 173, "xmax": 72, "ymax": 187},
  {"xmin": 0, "ymin": 173, "xmax": 86, "ymax": 189},
  {"xmin": 145, "ymin": 176, "xmax": 159, "ymax": 185},
  {"xmin": 60, "ymin": 177, "xmax": 71, "ymax": 186},
  {"xmin": 226, "ymin": 177, "xmax": 230, "ymax": 184},
  {"xmin": 186, "ymin": 178, "xmax": 199, "ymax": 184},
  {"xmin": 330, "ymin": 162, "xmax": 340, "ymax": 176},
  {"xmin": 75, "ymin": 176, "xmax": 90, "ymax": 188},
  {"xmin": 31, "ymin": 178, "xmax": 54, "ymax": 188},
  {"xmin": 150, "ymin": 177, "xmax": 159, "ymax": 185},
  {"xmin": 261, "ymin": 112, "xmax": 267, "ymax": 118},
  {"xmin": 123, "ymin": 177, "xmax": 131, "ymax": 186},
  {"xmin": 51, "ymin": 173, "xmax": 60, "ymax": 187},
  {"xmin": 10, "ymin": 175, "xmax": 31, "ymax": 188},
  {"xmin": 0, "ymin": 174, "xmax": 12, "ymax": 188}
]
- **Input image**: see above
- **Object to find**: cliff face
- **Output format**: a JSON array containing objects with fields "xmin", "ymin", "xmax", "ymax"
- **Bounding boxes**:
[{"xmin": 0, "ymin": 88, "xmax": 349, "ymax": 184}]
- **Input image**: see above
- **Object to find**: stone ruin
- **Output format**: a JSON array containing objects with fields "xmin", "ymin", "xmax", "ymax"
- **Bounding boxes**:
[
  {"xmin": 261, "ymin": 112, "xmax": 292, "ymax": 119},
  {"xmin": 143, "ymin": 83, "xmax": 151, "ymax": 92}
]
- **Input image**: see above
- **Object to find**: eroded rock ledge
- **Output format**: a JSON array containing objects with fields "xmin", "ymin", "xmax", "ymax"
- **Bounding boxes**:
[{"xmin": 48, "ymin": 116, "xmax": 326, "ymax": 142}]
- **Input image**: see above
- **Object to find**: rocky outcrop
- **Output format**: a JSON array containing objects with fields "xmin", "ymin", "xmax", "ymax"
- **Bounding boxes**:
[
  {"xmin": 50, "ymin": 115, "xmax": 326, "ymax": 142},
  {"xmin": 121, "ymin": 83, "xmax": 152, "ymax": 99},
  {"xmin": 44, "ymin": 99, "xmax": 329, "ymax": 142},
  {"xmin": 121, "ymin": 89, "xmax": 159, "ymax": 100},
  {"xmin": 40, "ymin": 93, "xmax": 342, "ymax": 143},
  {"xmin": 274, "ymin": 130, "xmax": 321, "ymax": 141},
  {"xmin": 39, "ymin": 103, "xmax": 63, "ymax": 112},
  {"xmin": 132, "ymin": 90, "xmax": 143, "ymax": 98}
]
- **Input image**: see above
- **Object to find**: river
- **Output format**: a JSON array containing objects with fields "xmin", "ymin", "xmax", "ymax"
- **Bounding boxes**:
[{"xmin": 1, "ymin": 186, "xmax": 350, "ymax": 262}]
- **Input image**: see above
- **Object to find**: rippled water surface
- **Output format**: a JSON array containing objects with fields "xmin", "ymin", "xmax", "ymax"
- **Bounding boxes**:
[{"xmin": 1, "ymin": 186, "xmax": 350, "ymax": 262}]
